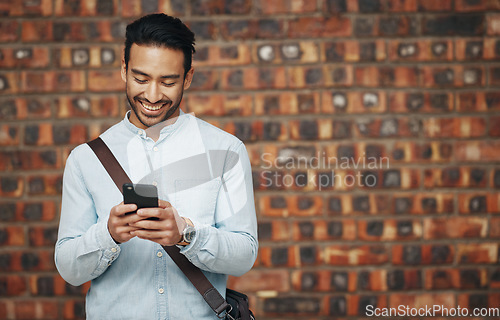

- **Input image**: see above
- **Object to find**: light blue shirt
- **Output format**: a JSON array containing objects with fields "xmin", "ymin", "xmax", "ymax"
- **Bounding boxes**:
[{"xmin": 55, "ymin": 110, "xmax": 258, "ymax": 320}]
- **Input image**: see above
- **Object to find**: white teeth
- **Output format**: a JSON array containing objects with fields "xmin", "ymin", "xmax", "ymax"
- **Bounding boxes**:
[{"xmin": 141, "ymin": 102, "xmax": 163, "ymax": 111}]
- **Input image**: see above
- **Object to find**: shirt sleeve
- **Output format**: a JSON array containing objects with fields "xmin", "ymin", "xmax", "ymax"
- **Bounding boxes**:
[
  {"xmin": 180, "ymin": 142, "xmax": 258, "ymax": 277},
  {"xmin": 54, "ymin": 148, "xmax": 121, "ymax": 286}
]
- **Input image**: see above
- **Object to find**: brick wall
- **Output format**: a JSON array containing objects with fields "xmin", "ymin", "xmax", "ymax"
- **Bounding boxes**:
[{"xmin": 1, "ymin": 0, "xmax": 500, "ymax": 319}]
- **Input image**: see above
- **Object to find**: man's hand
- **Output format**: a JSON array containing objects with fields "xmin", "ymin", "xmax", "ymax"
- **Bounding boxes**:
[
  {"xmin": 129, "ymin": 200, "xmax": 187, "ymax": 246},
  {"xmin": 108, "ymin": 202, "xmax": 144, "ymax": 244}
]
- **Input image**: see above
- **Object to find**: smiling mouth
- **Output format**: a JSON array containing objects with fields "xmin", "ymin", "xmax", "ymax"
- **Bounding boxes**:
[{"xmin": 139, "ymin": 100, "xmax": 168, "ymax": 112}]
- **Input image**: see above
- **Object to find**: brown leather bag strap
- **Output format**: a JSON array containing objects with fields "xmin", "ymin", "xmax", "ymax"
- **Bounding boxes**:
[
  {"xmin": 87, "ymin": 137, "xmax": 132, "ymax": 189},
  {"xmin": 86, "ymin": 137, "xmax": 231, "ymax": 318}
]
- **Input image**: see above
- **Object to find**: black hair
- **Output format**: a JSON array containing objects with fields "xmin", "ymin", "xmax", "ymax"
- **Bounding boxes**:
[{"xmin": 124, "ymin": 13, "xmax": 195, "ymax": 76}]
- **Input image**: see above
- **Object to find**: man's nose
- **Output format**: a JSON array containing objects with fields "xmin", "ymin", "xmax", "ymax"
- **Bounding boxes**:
[{"xmin": 144, "ymin": 83, "xmax": 162, "ymax": 103}]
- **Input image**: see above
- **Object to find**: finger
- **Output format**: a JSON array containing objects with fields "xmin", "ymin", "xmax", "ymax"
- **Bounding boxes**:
[
  {"xmin": 131, "ymin": 219, "xmax": 176, "ymax": 231},
  {"xmin": 112, "ymin": 203, "xmax": 138, "ymax": 216},
  {"xmin": 132, "ymin": 230, "xmax": 181, "ymax": 246},
  {"xmin": 137, "ymin": 207, "xmax": 175, "ymax": 220},
  {"xmin": 158, "ymin": 199, "xmax": 172, "ymax": 209}
]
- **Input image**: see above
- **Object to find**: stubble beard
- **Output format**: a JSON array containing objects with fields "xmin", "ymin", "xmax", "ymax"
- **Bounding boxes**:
[{"xmin": 126, "ymin": 91, "xmax": 183, "ymax": 129}]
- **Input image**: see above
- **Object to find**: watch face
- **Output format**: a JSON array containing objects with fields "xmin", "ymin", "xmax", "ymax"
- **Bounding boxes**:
[{"xmin": 183, "ymin": 226, "xmax": 196, "ymax": 243}]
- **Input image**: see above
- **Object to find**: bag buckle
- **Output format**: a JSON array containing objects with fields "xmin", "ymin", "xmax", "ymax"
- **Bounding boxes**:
[{"xmin": 217, "ymin": 305, "xmax": 233, "ymax": 319}]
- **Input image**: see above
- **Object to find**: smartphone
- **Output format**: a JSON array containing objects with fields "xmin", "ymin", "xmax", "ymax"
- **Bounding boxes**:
[{"xmin": 123, "ymin": 183, "xmax": 158, "ymax": 214}]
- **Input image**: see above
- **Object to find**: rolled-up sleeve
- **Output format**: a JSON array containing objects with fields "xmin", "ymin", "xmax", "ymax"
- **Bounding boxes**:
[
  {"xmin": 55, "ymin": 149, "xmax": 120, "ymax": 286},
  {"xmin": 181, "ymin": 142, "xmax": 258, "ymax": 276}
]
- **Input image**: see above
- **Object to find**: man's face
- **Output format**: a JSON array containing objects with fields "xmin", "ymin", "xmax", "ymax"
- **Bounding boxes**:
[{"xmin": 121, "ymin": 44, "xmax": 194, "ymax": 129}]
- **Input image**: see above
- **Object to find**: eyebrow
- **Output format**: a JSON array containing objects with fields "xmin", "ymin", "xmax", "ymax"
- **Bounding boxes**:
[{"xmin": 131, "ymin": 68, "xmax": 181, "ymax": 79}]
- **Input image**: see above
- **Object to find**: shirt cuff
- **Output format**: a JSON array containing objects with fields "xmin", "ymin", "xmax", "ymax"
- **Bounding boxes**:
[
  {"xmin": 179, "ymin": 220, "xmax": 209, "ymax": 260},
  {"xmin": 92, "ymin": 219, "xmax": 121, "ymax": 274}
]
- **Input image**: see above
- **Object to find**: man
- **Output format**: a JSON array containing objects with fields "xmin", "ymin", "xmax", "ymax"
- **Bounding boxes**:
[{"xmin": 55, "ymin": 14, "xmax": 258, "ymax": 319}]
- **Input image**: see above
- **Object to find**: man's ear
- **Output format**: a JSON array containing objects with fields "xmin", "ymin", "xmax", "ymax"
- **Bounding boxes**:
[
  {"xmin": 121, "ymin": 58, "xmax": 127, "ymax": 82},
  {"xmin": 183, "ymin": 67, "xmax": 194, "ymax": 90}
]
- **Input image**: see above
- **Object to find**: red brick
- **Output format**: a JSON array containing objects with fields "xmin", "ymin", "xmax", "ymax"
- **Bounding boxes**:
[
  {"xmin": 392, "ymin": 244, "xmax": 455, "ymax": 265},
  {"xmin": 55, "ymin": 0, "xmax": 118, "ymax": 16},
  {"xmin": 14, "ymin": 300, "xmax": 58, "ymax": 320},
  {"xmin": 0, "ymin": 0, "xmax": 52, "ymax": 16},
  {"xmin": 324, "ymin": 245, "xmax": 388, "ymax": 265},
  {"xmin": 456, "ymin": 39, "xmax": 500, "ymax": 61},
  {"xmin": 322, "ymin": 91, "xmax": 387, "ymax": 114},
  {"xmin": 0, "ymin": 176, "xmax": 24, "ymax": 198},
  {"xmin": 0, "ymin": 98, "xmax": 52, "ymax": 120},
  {"xmin": 456, "ymin": 0, "xmax": 500, "ymax": 11},
  {"xmin": 424, "ymin": 268, "xmax": 460, "ymax": 290},
  {"xmin": 3, "ymin": 250, "xmax": 55, "ymax": 272},
  {"xmin": 219, "ymin": 67, "xmax": 286, "ymax": 91},
  {"xmin": 489, "ymin": 66, "xmax": 500, "ymax": 86},
  {"xmin": 288, "ymin": 16, "xmax": 351, "ymax": 38},
  {"xmin": 424, "ymin": 167, "xmax": 488, "ymax": 188},
  {"xmin": 491, "ymin": 217, "xmax": 500, "ymax": 237},
  {"xmin": 457, "ymin": 243, "xmax": 499, "ymax": 264},
  {"xmin": 421, "ymin": 65, "xmax": 486, "ymax": 88},
  {"xmin": 456, "ymin": 141, "xmax": 500, "ymax": 162},
  {"xmin": 186, "ymin": 94, "xmax": 252, "ymax": 117},
  {"xmin": 423, "ymin": 217, "xmax": 488, "ymax": 239},
  {"xmin": 389, "ymin": 293, "xmax": 455, "ymax": 311},
  {"xmin": 358, "ymin": 219, "xmax": 422, "ymax": 241},
  {"xmin": 254, "ymin": 0, "xmax": 316, "ymax": 14},
  {"xmin": 355, "ymin": 66, "xmax": 419, "ymax": 87},
  {"xmin": 88, "ymin": 70, "xmax": 123, "ymax": 92},
  {"xmin": 388, "ymin": 39, "xmax": 454, "ymax": 61},
  {"xmin": 288, "ymin": 65, "xmax": 354, "ymax": 88},
  {"xmin": 257, "ymin": 220, "xmax": 291, "ymax": 242},
  {"xmin": 457, "ymin": 91, "xmax": 500, "ymax": 112},
  {"xmin": 418, "ymin": 0, "xmax": 453, "ymax": 11},
  {"xmin": 187, "ymin": 70, "xmax": 218, "ymax": 91},
  {"xmin": 0, "ymin": 275, "xmax": 27, "ymax": 296},
  {"xmin": 389, "ymin": 92, "xmax": 453, "ymax": 113},
  {"xmin": 0, "ymin": 21, "xmax": 19, "ymax": 42},
  {"xmin": 0, "ymin": 226, "xmax": 25, "ymax": 246},
  {"xmin": 191, "ymin": 44, "xmax": 252, "ymax": 67},
  {"xmin": 488, "ymin": 14, "xmax": 500, "ymax": 35},
  {"xmin": 255, "ymin": 92, "xmax": 320, "ymax": 115},
  {"xmin": 457, "ymin": 292, "xmax": 500, "ymax": 312},
  {"xmin": 55, "ymin": 45, "xmax": 121, "ymax": 68},
  {"xmin": 321, "ymin": 40, "xmax": 386, "ymax": 62},
  {"xmin": 20, "ymin": 71, "xmax": 86, "ymax": 93},
  {"xmin": 385, "ymin": 0, "xmax": 418, "ymax": 12},
  {"xmin": 0, "ymin": 125, "xmax": 20, "ymax": 146},
  {"xmin": 220, "ymin": 19, "xmax": 285, "ymax": 40},
  {"xmin": 292, "ymin": 220, "xmax": 357, "ymax": 241},
  {"xmin": 0, "ymin": 47, "xmax": 50, "ymax": 69},
  {"xmin": 21, "ymin": 21, "xmax": 53, "ymax": 42},
  {"xmin": 325, "ymin": 194, "xmax": 395, "ymax": 216},
  {"xmin": 254, "ymin": 41, "xmax": 319, "ymax": 65},
  {"xmin": 56, "ymin": 95, "xmax": 120, "ymax": 118},
  {"xmin": 0, "ymin": 72, "xmax": 20, "ymax": 94},
  {"xmin": 458, "ymin": 192, "xmax": 500, "ymax": 214},
  {"xmin": 27, "ymin": 174, "xmax": 63, "ymax": 196},
  {"xmin": 228, "ymin": 269, "xmax": 290, "ymax": 293},
  {"xmin": 0, "ymin": 151, "xmax": 61, "ymax": 172}
]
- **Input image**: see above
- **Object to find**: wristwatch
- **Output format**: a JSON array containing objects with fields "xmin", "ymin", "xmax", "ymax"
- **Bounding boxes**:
[{"xmin": 177, "ymin": 218, "xmax": 196, "ymax": 246}]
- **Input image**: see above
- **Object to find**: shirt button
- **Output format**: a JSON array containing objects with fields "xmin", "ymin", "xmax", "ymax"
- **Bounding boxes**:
[
  {"xmin": 157, "ymin": 251, "xmax": 163, "ymax": 258},
  {"xmin": 158, "ymin": 288, "xmax": 164, "ymax": 294},
  {"xmin": 153, "ymin": 147, "xmax": 159, "ymax": 152},
  {"xmin": 111, "ymin": 247, "xmax": 117, "ymax": 253},
  {"xmin": 152, "ymin": 181, "xmax": 158, "ymax": 186}
]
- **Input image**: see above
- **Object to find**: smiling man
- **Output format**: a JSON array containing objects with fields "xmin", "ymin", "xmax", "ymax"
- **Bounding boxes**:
[{"xmin": 55, "ymin": 14, "xmax": 258, "ymax": 319}]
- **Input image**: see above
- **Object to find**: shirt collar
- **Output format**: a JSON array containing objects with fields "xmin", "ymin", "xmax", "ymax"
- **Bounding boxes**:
[{"xmin": 123, "ymin": 109, "xmax": 188, "ymax": 141}]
